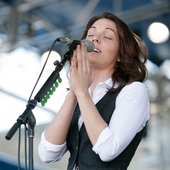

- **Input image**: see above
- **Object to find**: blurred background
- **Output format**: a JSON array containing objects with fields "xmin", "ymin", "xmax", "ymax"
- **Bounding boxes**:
[{"xmin": 0, "ymin": 0, "xmax": 170, "ymax": 170}]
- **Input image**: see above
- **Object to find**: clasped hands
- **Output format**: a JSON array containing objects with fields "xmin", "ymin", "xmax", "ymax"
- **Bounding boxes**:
[{"xmin": 70, "ymin": 44, "xmax": 94, "ymax": 97}]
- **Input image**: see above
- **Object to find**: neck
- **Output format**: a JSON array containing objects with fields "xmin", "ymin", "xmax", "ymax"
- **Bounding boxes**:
[
  {"xmin": 93, "ymin": 68, "xmax": 112, "ymax": 82},
  {"xmin": 90, "ymin": 69, "xmax": 112, "ymax": 93}
]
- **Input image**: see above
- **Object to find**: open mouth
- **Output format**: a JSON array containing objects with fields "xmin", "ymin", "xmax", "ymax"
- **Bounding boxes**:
[{"xmin": 93, "ymin": 48, "xmax": 101, "ymax": 53}]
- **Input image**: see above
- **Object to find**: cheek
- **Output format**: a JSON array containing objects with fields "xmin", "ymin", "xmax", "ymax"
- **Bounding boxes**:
[
  {"xmin": 107, "ymin": 44, "xmax": 119, "ymax": 59},
  {"xmin": 105, "ymin": 46, "xmax": 118, "ymax": 61}
]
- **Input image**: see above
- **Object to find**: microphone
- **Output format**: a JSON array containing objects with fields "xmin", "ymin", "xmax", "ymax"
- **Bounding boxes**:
[{"xmin": 56, "ymin": 37, "xmax": 95, "ymax": 52}]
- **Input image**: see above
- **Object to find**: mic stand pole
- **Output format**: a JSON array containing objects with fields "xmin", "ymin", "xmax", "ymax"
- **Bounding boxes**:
[
  {"xmin": 27, "ymin": 104, "xmax": 36, "ymax": 170},
  {"xmin": 5, "ymin": 99, "xmax": 37, "ymax": 170},
  {"xmin": 5, "ymin": 48, "xmax": 73, "ymax": 170}
]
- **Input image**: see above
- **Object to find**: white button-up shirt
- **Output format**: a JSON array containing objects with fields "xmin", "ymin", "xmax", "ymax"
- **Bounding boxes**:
[{"xmin": 38, "ymin": 78, "xmax": 150, "ymax": 163}]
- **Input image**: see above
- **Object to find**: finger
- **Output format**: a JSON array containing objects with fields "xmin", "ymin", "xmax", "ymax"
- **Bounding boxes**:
[
  {"xmin": 79, "ymin": 44, "xmax": 88, "ymax": 73},
  {"xmin": 71, "ymin": 49, "xmax": 77, "ymax": 71},
  {"xmin": 82, "ymin": 44, "xmax": 90, "ymax": 73},
  {"xmin": 76, "ymin": 45, "xmax": 83, "ymax": 72}
]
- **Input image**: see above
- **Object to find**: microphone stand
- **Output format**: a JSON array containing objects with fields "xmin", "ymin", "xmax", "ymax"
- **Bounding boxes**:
[{"xmin": 5, "ymin": 48, "xmax": 73, "ymax": 170}]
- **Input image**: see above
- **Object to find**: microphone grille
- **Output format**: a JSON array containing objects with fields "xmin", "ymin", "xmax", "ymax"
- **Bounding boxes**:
[{"xmin": 81, "ymin": 39, "xmax": 95, "ymax": 52}]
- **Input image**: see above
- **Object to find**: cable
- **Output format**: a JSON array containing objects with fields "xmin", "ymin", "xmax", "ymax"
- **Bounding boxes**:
[{"xmin": 28, "ymin": 38, "xmax": 59, "ymax": 102}]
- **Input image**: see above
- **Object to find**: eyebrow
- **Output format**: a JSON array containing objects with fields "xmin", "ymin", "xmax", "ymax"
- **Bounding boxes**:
[
  {"xmin": 90, "ymin": 26, "xmax": 116, "ymax": 34},
  {"xmin": 106, "ymin": 27, "xmax": 116, "ymax": 34}
]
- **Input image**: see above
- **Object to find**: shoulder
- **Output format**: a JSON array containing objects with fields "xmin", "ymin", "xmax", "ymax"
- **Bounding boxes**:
[
  {"xmin": 124, "ymin": 81, "xmax": 148, "ymax": 91},
  {"xmin": 117, "ymin": 81, "xmax": 149, "ymax": 101}
]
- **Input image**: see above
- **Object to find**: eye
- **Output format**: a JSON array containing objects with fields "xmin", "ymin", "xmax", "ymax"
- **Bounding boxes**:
[{"xmin": 104, "ymin": 36, "xmax": 113, "ymax": 40}]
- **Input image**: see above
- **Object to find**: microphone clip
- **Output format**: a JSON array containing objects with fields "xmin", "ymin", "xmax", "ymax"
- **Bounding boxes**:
[{"xmin": 69, "ymin": 40, "xmax": 81, "ymax": 51}]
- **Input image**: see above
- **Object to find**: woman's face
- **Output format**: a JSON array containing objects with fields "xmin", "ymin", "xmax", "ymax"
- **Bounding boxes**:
[{"xmin": 86, "ymin": 18, "xmax": 119, "ymax": 71}]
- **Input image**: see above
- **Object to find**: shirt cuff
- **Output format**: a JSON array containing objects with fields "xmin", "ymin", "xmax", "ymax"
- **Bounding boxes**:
[
  {"xmin": 92, "ymin": 127, "xmax": 113, "ymax": 154},
  {"xmin": 41, "ymin": 131, "xmax": 66, "ymax": 152}
]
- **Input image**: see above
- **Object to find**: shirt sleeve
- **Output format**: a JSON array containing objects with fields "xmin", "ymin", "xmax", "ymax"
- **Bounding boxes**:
[
  {"xmin": 38, "ymin": 131, "xmax": 67, "ymax": 163},
  {"xmin": 92, "ymin": 82, "xmax": 150, "ymax": 162}
]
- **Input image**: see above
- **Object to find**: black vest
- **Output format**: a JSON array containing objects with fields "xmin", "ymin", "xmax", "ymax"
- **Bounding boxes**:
[{"xmin": 66, "ymin": 90, "xmax": 146, "ymax": 170}]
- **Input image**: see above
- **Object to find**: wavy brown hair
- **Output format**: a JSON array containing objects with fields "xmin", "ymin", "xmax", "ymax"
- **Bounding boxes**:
[{"xmin": 81, "ymin": 12, "xmax": 148, "ymax": 92}]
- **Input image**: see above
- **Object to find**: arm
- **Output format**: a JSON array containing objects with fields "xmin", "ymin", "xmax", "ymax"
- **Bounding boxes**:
[
  {"xmin": 44, "ymin": 90, "xmax": 77, "ymax": 145},
  {"xmin": 76, "ymin": 93, "xmax": 108, "ymax": 145},
  {"xmin": 38, "ymin": 90, "xmax": 77, "ymax": 162},
  {"xmin": 70, "ymin": 45, "xmax": 108, "ymax": 145},
  {"xmin": 92, "ymin": 82, "xmax": 150, "ymax": 161}
]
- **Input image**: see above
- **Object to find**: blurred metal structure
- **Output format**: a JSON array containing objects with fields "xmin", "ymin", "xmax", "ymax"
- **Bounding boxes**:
[{"xmin": 0, "ymin": 0, "xmax": 170, "ymax": 66}]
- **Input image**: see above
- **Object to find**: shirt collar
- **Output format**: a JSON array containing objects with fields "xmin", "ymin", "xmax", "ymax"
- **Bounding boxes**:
[
  {"xmin": 89, "ymin": 77, "xmax": 113, "ymax": 96},
  {"xmin": 97, "ymin": 77, "xmax": 113, "ymax": 88}
]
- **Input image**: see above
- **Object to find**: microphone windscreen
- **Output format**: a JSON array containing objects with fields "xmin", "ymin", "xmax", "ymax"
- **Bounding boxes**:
[{"xmin": 81, "ymin": 39, "xmax": 95, "ymax": 52}]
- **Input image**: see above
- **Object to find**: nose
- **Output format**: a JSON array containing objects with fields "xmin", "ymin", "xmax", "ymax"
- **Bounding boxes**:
[{"xmin": 92, "ymin": 36, "xmax": 101, "ymax": 44}]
